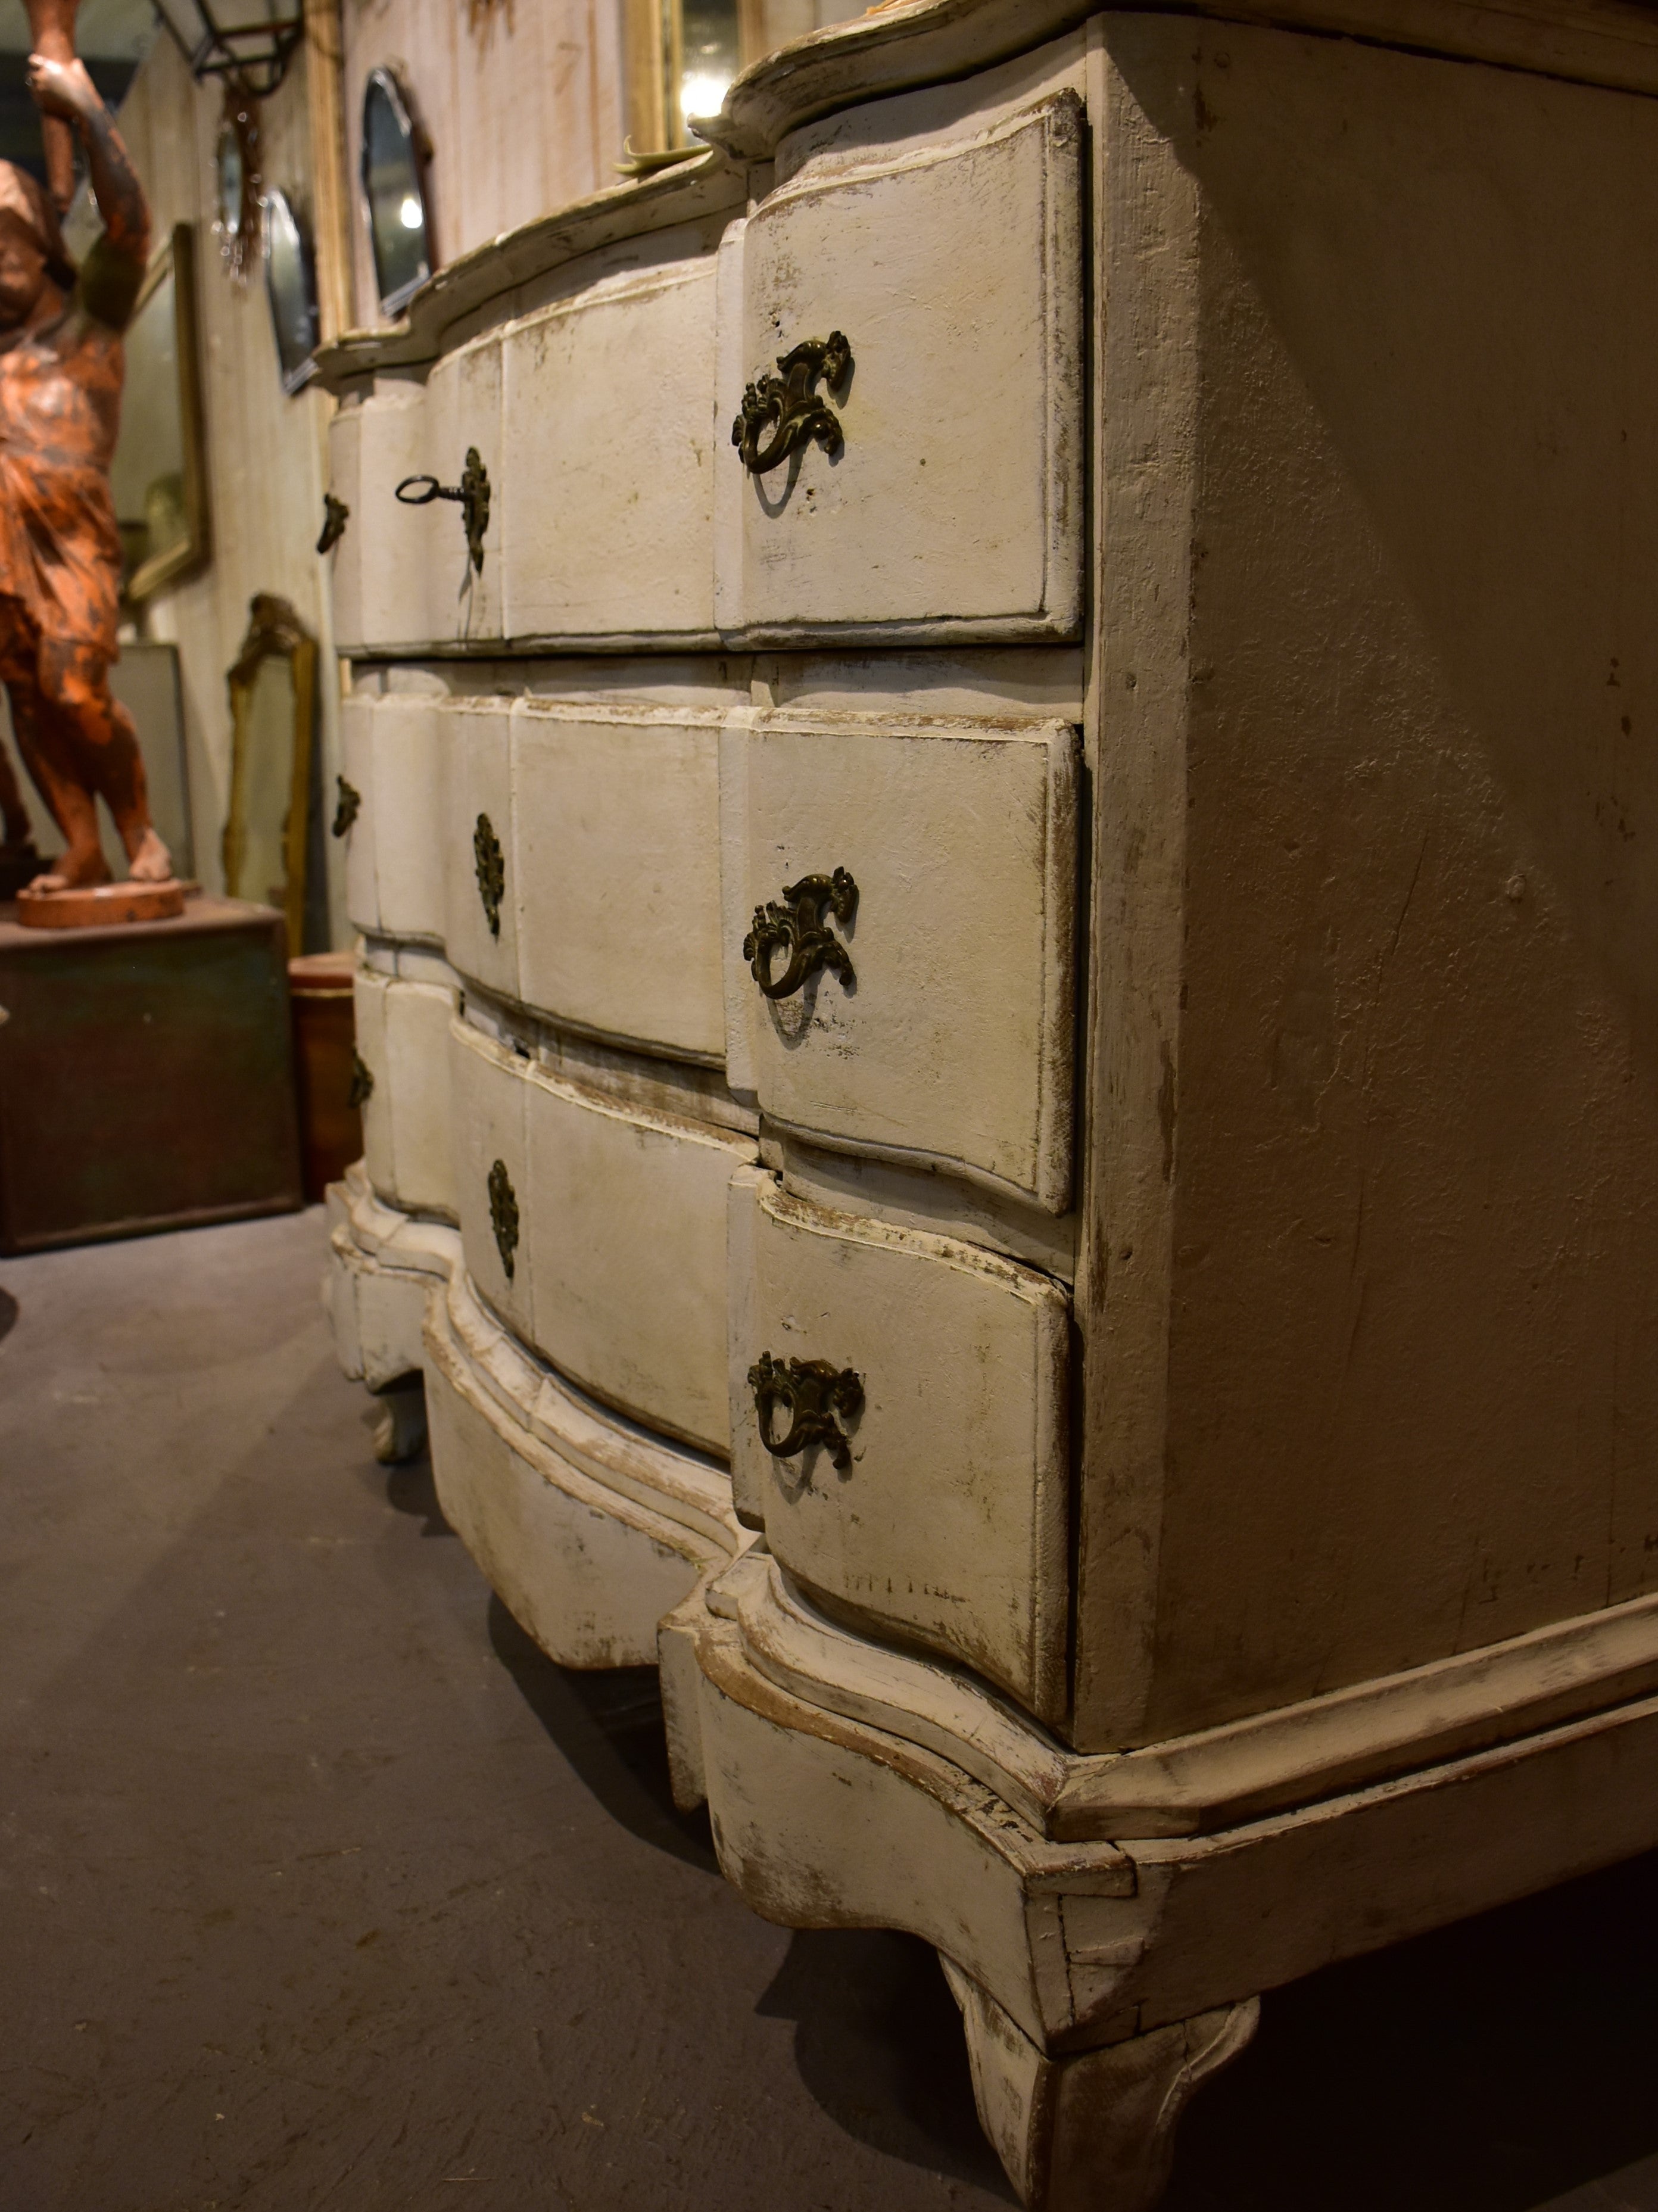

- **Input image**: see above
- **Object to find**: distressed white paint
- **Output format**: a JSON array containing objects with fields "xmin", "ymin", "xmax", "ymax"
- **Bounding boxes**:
[
  {"xmin": 730, "ymin": 1174, "xmax": 1070, "ymax": 1721},
  {"xmin": 370, "ymin": 697, "xmax": 447, "ymax": 943},
  {"xmin": 439, "ymin": 697, "xmax": 518, "ymax": 998},
  {"xmin": 447, "ymin": 1015, "xmax": 533, "ymax": 1342},
  {"xmin": 725, "ymin": 709, "xmax": 1079, "ymax": 1208},
  {"xmin": 511, "ymin": 697, "xmax": 725, "ymax": 1060},
  {"xmin": 522, "ymin": 1064, "xmax": 755, "ymax": 1454},
  {"xmin": 327, "ymin": 379, "xmax": 431, "ymax": 652},
  {"xmin": 353, "ymin": 966, "xmax": 456, "ymax": 1216},
  {"xmin": 423, "ymin": 331, "xmax": 504, "ymax": 642},
  {"xmin": 500, "ymin": 253, "xmax": 719, "ymax": 643},
  {"xmin": 339, "ymin": 692, "xmax": 380, "ymax": 935},
  {"xmin": 714, "ymin": 92, "xmax": 1084, "ymax": 644}
]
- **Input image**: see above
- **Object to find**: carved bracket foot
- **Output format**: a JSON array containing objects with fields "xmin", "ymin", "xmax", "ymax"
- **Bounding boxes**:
[{"xmin": 942, "ymin": 1959, "xmax": 1259, "ymax": 2212}]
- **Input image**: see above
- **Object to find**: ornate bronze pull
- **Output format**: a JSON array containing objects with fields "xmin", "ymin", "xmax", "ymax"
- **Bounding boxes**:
[
  {"xmin": 332, "ymin": 775, "xmax": 360, "ymax": 837},
  {"xmin": 749, "ymin": 1352, "xmax": 863, "ymax": 1472},
  {"xmin": 317, "ymin": 491, "xmax": 350, "ymax": 554},
  {"xmin": 488, "ymin": 1158, "xmax": 519, "ymax": 1281},
  {"xmin": 348, "ymin": 1048, "xmax": 374, "ymax": 1108},
  {"xmin": 732, "ymin": 332, "xmax": 852, "ymax": 475},
  {"xmin": 744, "ymin": 867, "xmax": 856, "ymax": 999},
  {"xmin": 473, "ymin": 812, "xmax": 504, "ymax": 939},
  {"xmin": 395, "ymin": 445, "xmax": 491, "ymax": 572}
]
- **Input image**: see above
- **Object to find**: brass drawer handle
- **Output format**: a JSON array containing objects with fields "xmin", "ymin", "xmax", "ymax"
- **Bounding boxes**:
[
  {"xmin": 488, "ymin": 1158, "xmax": 519, "ymax": 1281},
  {"xmin": 473, "ymin": 812, "xmax": 504, "ymax": 939},
  {"xmin": 348, "ymin": 1048, "xmax": 374, "ymax": 1108},
  {"xmin": 744, "ymin": 867, "xmax": 856, "ymax": 999},
  {"xmin": 332, "ymin": 775, "xmax": 360, "ymax": 837},
  {"xmin": 733, "ymin": 332, "xmax": 852, "ymax": 476},
  {"xmin": 749, "ymin": 1351, "xmax": 863, "ymax": 1472},
  {"xmin": 317, "ymin": 490, "xmax": 350, "ymax": 554},
  {"xmin": 395, "ymin": 446, "xmax": 491, "ymax": 572}
]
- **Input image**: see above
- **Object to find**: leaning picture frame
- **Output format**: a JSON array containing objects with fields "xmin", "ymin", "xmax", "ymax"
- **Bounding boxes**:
[{"xmin": 109, "ymin": 222, "xmax": 210, "ymax": 603}]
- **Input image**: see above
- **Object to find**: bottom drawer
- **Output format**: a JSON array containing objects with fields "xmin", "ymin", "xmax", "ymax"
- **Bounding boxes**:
[
  {"xmin": 728, "ymin": 1170, "xmax": 1070, "ymax": 1722},
  {"xmin": 354, "ymin": 967, "xmax": 455, "ymax": 1216}
]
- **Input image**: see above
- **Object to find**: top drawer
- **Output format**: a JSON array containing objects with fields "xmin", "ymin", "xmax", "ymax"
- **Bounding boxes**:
[
  {"xmin": 500, "ymin": 255, "xmax": 719, "ymax": 645},
  {"xmin": 715, "ymin": 92, "xmax": 1084, "ymax": 646},
  {"xmin": 326, "ymin": 379, "xmax": 432, "ymax": 655}
]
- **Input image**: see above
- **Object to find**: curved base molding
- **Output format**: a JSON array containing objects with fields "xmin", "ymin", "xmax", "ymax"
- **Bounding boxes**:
[
  {"xmin": 665, "ymin": 1555, "xmax": 1658, "ymax": 2204},
  {"xmin": 325, "ymin": 1164, "xmax": 745, "ymax": 1669}
]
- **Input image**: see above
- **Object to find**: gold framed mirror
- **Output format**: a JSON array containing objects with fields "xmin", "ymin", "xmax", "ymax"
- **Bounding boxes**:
[
  {"xmin": 110, "ymin": 222, "xmax": 210, "ymax": 602},
  {"xmin": 222, "ymin": 594, "xmax": 318, "ymax": 952},
  {"xmin": 621, "ymin": 0, "xmax": 864, "ymax": 160}
]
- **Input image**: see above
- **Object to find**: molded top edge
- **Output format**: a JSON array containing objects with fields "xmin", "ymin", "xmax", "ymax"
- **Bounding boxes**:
[
  {"xmin": 697, "ymin": 0, "xmax": 1658, "ymax": 162},
  {"xmin": 313, "ymin": 149, "xmax": 743, "ymax": 392}
]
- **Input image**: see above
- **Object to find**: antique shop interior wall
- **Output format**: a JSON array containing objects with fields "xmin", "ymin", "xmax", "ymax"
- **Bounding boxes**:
[{"xmin": 339, "ymin": 0, "xmax": 628, "ymax": 330}]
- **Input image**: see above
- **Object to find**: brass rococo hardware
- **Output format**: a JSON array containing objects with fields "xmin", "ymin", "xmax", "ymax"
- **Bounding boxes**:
[
  {"xmin": 748, "ymin": 1351, "xmax": 864, "ymax": 1472},
  {"xmin": 348, "ymin": 1048, "xmax": 374, "ymax": 1109},
  {"xmin": 732, "ymin": 332, "xmax": 853, "ymax": 475},
  {"xmin": 395, "ymin": 446, "xmax": 492, "ymax": 572},
  {"xmin": 332, "ymin": 775, "xmax": 360, "ymax": 837},
  {"xmin": 473, "ymin": 812, "xmax": 504, "ymax": 939},
  {"xmin": 488, "ymin": 1158, "xmax": 519, "ymax": 1281},
  {"xmin": 744, "ymin": 867, "xmax": 857, "ymax": 999},
  {"xmin": 316, "ymin": 491, "xmax": 350, "ymax": 554}
]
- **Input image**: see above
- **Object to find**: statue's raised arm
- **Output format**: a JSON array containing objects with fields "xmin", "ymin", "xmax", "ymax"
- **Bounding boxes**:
[{"xmin": 25, "ymin": 54, "xmax": 149, "ymax": 328}]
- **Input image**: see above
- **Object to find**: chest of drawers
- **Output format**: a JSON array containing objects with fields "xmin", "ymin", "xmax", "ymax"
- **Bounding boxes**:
[{"xmin": 322, "ymin": 5, "xmax": 1658, "ymax": 2202}]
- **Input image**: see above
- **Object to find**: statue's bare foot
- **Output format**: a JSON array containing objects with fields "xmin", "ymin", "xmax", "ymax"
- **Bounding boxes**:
[
  {"xmin": 31, "ymin": 842, "xmax": 113, "ymax": 892},
  {"xmin": 126, "ymin": 827, "xmax": 173, "ymax": 883}
]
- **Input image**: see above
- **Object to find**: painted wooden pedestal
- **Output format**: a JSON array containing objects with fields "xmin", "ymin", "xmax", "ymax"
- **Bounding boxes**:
[{"xmin": 0, "ymin": 896, "xmax": 301, "ymax": 1251}]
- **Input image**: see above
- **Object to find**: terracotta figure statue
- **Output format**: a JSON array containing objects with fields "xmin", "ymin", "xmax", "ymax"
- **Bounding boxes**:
[{"xmin": 0, "ymin": 46, "xmax": 175, "ymax": 907}]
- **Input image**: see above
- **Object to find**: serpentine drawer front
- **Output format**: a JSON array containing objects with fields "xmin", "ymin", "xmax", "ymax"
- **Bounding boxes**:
[
  {"xmin": 450, "ymin": 1019, "xmax": 753, "ymax": 1453},
  {"xmin": 325, "ymin": 380, "xmax": 430, "ymax": 654},
  {"xmin": 715, "ymin": 91, "xmax": 1084, "ymax": 644},
  {"xmin": 501, "ymin": 255, "xmax": 719, "ymax": 644},
  {"xmin": 339, "ymin": 695, "xmax": 446, "ymax": 945},
  {"xmin": 353, "ymin": 967, "xmax": 456, "ymax": 1219},
  {"xmin": 423, "ymin": 331, "xmax": 503, "ymax": 644},
  {"xmin": 522, "ymin": 1069, "xmax": 754, "ymax": 1454},
  {"xmin": 448, "ymin": 1017, "xmax": 534, "ymax": 1345},
  {"xmin": 728, "ymin": 1171, "xmax": 1070, "ymax": 1723},
  {"xmin": 338, "ymin": 694, "xmax": 378, "ymax": 937},
  {"xmin": 512, "ymin": 699, "xmax": 724, "ymax": 1061},
  {"xmin": 724, "ymin": 711, "xmax": 1079, "ymax": 1210},
  {"xmin": 440, "ymin": 699, "xmax": 518, "ymax": 1001}
]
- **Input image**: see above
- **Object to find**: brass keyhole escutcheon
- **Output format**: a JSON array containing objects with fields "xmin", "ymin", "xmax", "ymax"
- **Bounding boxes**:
[
  {"xmin": 473, "ymin": 812, "xmax": 504, "ymax": 939},
  {"xmin": 748, "ymin": 1352, "xmax": 864, "ymax": 1472},
  {"xmin": 317, "ymin": 490, "xmax": 350, "ymax": 554},
  {"xmin": 332, "ymin": 775, "xmax": 361, "ymax": 838},
  {"xmin": 744, "ymin": 867, "xmax": 856, "ymax": 1000},
  {"xmin": 395, "ymin": 445, "xmax": 492, "ymax": 572},
  {"xmin": 348, "ymin": 1048, "xmax": 374, "ymax": 1109},
  {"xmin": 732, "ymin": 332, "xmax": 852, "ymax": 476},
  {"xmin": 488, "ymin": 1158, "xmax": 519, "ymax": 1282}
]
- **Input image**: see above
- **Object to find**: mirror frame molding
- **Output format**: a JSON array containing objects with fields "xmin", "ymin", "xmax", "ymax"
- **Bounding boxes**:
[
  {"xmin": 222, "ymin": 592, "xmax": 318, "ymax": 953},
  {"xmin": 124, "ymin": 222, "xmax": 211, "ymax": 604}
]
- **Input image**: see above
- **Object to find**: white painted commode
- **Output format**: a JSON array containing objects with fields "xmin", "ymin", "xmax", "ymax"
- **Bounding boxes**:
[{"xmin": 320, "ymin": 2, "xmax": 1658, "ymax": 2202}]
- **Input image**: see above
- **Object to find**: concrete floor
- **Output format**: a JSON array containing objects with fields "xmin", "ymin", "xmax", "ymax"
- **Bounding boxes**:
[{"xmin": 2, "ymin": 1209, "xmax": 1657, "ymax": 2212}]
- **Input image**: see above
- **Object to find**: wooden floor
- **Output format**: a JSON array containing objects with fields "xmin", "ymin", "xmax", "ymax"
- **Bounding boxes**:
[{"xmin": 1, "ymin": 1207, "xmax": 1654, "ymax": 2212}]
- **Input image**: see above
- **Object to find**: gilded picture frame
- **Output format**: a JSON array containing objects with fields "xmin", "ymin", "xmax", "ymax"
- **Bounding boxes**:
[{"xmin": 110, "ymin": 222, "xmax": 210, "ymax": 604}]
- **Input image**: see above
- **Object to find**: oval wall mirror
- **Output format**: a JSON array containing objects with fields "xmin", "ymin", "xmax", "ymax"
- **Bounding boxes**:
[
  {"xmin": 263, "ymin": 186, "xmax": 320, "ymax": 394},
  {"xmin": 360, "ymin": 67, "xmax": 431, "ymax": 314}
]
